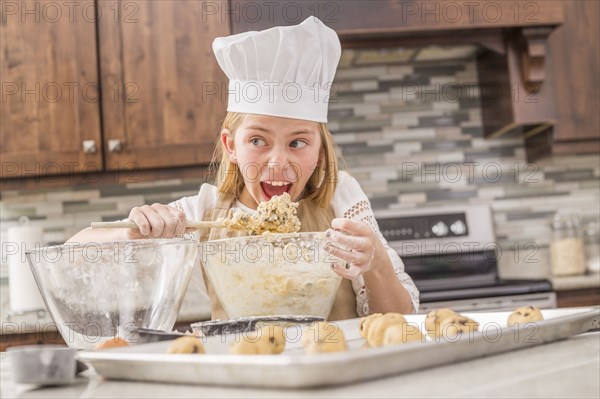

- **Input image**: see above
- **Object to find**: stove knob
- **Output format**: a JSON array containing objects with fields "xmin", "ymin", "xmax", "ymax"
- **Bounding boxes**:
[
  {"xmin": 450, "ymin": 220, "xmax": 467, "ymax": 235},
  {"xmin": 431, "ymin": 221, "xmax": 449, "ymax": 237}
]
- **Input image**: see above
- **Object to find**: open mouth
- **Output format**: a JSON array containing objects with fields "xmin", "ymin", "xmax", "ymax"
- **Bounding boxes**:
[{"xmin": 260, "ymin": 181, "xmax": 292, "ymax": 201}]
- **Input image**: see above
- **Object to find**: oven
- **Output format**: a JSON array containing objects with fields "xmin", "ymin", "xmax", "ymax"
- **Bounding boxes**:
[{"xmin": 375, "ymin": 205, "xmax": 556, "ymax": 313}]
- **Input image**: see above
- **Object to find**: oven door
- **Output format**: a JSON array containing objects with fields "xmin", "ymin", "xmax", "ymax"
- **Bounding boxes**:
[
  {"xmin": 402, "ymin": 249, "xmax": 498, "ymax": 292},
  {"xmin": 401, "ymin": 249, "xmax": 557, "ymax": 312}
]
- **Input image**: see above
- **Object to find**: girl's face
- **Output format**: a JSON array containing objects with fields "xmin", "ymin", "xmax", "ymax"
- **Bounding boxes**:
[{"xmin": 222, "ymin": 115, "xmax": 322, "ymax": 208}]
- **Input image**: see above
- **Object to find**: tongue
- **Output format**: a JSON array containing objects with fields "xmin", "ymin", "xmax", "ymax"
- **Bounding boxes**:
[{"xmin": 261, "ymin": 182, "xmax": 288, "ymax": 199}]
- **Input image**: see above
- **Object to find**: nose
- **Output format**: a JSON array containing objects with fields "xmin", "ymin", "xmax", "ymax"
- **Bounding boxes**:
[
  {"xmin": 267, "ymin": 148, "xmax": 287, "ymax": 172},
  {"xmin": 266, "ymin": 148, "xmax": 297, "ymax": 182}
]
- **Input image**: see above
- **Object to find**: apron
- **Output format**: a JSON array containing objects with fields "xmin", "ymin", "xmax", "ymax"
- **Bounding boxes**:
[{"xmin": 197, "ymin": 192, "xmax": 357, "ymax": 321}]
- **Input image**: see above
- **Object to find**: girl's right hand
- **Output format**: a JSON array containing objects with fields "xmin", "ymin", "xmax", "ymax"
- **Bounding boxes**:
[{"xmin": 127, "ymin": 203, "xmax": 188, "ymax": 239}]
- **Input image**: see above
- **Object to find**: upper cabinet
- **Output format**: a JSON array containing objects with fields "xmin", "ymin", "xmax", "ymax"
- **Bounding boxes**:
[
  {"xmin": 1, "ymin": 4, "xmax": 102, "ymax": 177},
  {"xmin": 98, "ymin": 1, "xmax": 229, "ymax": 171},
  {"xmin": 542, "ymin": 0, "xmax": 599, "ymax": 156},
  {"xmin": 478, "ymin": 0, "xmax": 599, "ymax": 160},
  {"xmin": 1, "ymin": 0, "xmax": 229, "ymax": 179}
]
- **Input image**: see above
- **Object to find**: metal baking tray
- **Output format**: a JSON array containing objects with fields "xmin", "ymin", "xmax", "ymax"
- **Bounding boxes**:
[{"xmin": 78, "ymin": 307, "xmax": 599, "ymax": 389}]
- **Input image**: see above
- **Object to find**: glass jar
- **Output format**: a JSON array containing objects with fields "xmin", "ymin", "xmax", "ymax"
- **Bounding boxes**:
[
  {"xmin": 550, "ymin": 213, "xmax": 586, "ymax": 276},
  {"xmin": 584, "ymin": 221, "xmax": 600, "ymax": 273}
]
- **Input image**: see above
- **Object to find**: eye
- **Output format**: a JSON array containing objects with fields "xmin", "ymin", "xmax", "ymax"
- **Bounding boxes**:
[
  {"xmin": 290, "ymin": 139, "xmax": 307, "ymax": 149},
  {"xmin": 250, "ymin": 137, "xmax": 267, "ymax": 146}
]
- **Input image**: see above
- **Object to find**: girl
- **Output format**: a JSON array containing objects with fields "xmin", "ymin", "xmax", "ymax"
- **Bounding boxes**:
[{"xmin": 69, "ymin": 17, "xmax": 419, "ymax": 320}]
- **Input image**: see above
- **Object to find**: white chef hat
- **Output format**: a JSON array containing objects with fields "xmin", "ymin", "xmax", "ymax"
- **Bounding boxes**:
[{"xmin": 212, "ymin": 17, "xmax": 341, "ymax": 123}]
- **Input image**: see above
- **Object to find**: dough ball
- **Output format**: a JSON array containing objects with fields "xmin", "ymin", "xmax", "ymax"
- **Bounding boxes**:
[
  {"xmin": 302, "ymin": 322, "xmax": 347, "ymax": 354},
  {"xmin": 508, "ymin": 306, "xmax": 544, "ymax": 326},
  {"xmin": 358, "ymin": 313, "xmax": 383, "ymax": 339},
  {"xmin": 383, "ymin": 323, "xmax": 425, "ymax": 345},
  {"xmin": 95, "ymin": 337, "xmax": 129, "ymax": 350},
  {"xmin": 366, "ymin": 313, "xmax": 407, "ymax": 347},
  {"xmin": 258, "ymin": 325, "xmax": 286, "ymax": 354},
  {"xmin": 167, "ymin": 336, "xmax": 206, "ymax": 354},
  {"xmin": 230, "ymin": 334, "xmax": 274, "ymax": 355},
  {"xmin": 230, "ymin": 325, "xmax": 286, "ymax": 355},
  {"xmin": 424, "ymin": 308, "xmax": 457, "ymax": 338},
  {"xmin": 438, "ymin": 315, "xmax": 479, "ymax": 338}
]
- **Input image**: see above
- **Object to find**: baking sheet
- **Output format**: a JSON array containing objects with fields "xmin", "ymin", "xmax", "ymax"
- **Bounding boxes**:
[{"xmin": 77, "ymin": 307, "xmax": 600, "ymax": 389}]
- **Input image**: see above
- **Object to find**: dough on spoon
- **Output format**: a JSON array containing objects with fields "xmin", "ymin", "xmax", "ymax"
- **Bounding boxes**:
[{"xmin": 224, "ymin": 192, "xmax": 300, "ymax": 235}]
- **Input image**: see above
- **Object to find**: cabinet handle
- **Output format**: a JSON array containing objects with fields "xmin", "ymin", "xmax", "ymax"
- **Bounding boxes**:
[
  {"xmin": 108, "ymin": 139, "xmax": 122, "ymax": 153},
  {"xmin": 82, "ymin": 140, "xmax": 96, "ymax": 154}
]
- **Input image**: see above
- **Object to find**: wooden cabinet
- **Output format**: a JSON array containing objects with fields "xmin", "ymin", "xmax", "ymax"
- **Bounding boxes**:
[
  {"xmin": 1, "ymin": 331, "xmax": 66, "ymax": 352},
  {"xmin": 477, "ymin": 28, "xmax": 558, "ymax": 145},
  {"xmin": 1, "ymin": 6, "xmax": 102, "ymax": 177},
  {"xmin": 478, "ymin": 0, "xmax": 599, "ymax": 160},
  {"xmin": 556, "ymin": 288, "xmax": 600, "ymax": 308},
  {"xmin": 231, "ymin": 0, "xmax": 564, "ymax": 36},
  {"xmin": 98, "ymin": 1, "xmax": 228, "ymax": 171},
  {"xmin": 541, "ymin": 0, "xmax": 600, "ymax": 154},
  {"xmin": 1, "ymin": 1, "xmax": 229, "ymax": 179}
]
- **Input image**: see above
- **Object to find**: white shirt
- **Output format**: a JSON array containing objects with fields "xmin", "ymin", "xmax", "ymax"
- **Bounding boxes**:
[{"xmin": 171, "ymin": 170, "xmax": 420, "ymax": 316}]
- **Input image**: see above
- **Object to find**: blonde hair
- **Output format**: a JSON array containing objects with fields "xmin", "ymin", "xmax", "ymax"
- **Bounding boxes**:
[{"xmin": 210, "ymin": 112, "xmax": 342, "ymax": 208}]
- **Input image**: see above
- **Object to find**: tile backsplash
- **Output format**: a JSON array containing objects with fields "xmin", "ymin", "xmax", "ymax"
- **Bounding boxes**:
[{"xmin": 2, "ymin": 45, "xmax": 599, "ymax": 279}]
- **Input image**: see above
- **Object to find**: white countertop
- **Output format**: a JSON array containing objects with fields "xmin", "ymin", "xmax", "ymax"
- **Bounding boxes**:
[{"xmin": 1, "ymin": 331, "xmax": 598, "ymax": 398}]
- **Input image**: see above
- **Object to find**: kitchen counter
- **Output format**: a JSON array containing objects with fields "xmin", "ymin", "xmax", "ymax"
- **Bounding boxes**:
[
  {"xmin": 0, "ymin": 312, "xmax": 209, "ymax": 336},
  {"xmin": 551, "ymin": 273, "xmax": 600, "ymax": 291},
  {"xmin": 0, "ymin": 305, "xmax": 210, "ymax": 336},
  {"xmin": 1, "ymin": 331, "xmax": 598, "ymax": 398},
  {"xmin": 0, "ymin": 276, "xmax": 211, "ymax": 336},
  {"xmin": 0, "ymin": 311, "xmax": 56, "ymax": 335}
]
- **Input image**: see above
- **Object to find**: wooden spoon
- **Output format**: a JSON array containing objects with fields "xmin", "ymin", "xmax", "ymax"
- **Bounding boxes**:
[{"xmin": 90, "ymin": 219, "xmax": 228, "ymax": 230}]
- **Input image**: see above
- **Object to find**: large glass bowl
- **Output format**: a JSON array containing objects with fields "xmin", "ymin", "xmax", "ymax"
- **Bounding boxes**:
[
  {"xmin": 26, "ymin": 239, "xmax": 199, "ymax": 350},
  {"xmin": 200, "ymin": 232, "xmax": 343, "ymax": 319}
]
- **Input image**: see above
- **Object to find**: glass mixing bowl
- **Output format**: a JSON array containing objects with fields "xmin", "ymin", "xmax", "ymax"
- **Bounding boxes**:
[
  {"xmin": 26, "ymin": 239, "xmax": 199, "ymax": 350},
  {"xmin": 200, "ymin": 232, "xmax": 343, "ymax": 319}
]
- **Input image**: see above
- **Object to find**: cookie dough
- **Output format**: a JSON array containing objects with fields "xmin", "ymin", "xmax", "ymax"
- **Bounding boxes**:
[
  {"xmin": 167, "ymin": 336, "xmax": 206, "ymax": 354},
  {"xmin": 425, "ymin": 309, "xmax": 479, "ymax": 339},
  {"xmin": 424, "ymin": 308, "xmax": 457, "ymax": 338},
  {"xmin": 508, "ymin": 306, "xmax": 544, "ymax": 326},
  {"xmin": 438, "ymin": 315, "xmax": 479, "ymax": 338},
  {"xmin": 358, "ymin": 313, "xmax": 383, "ymax": 339},
  {"xmin": 230, "ymin": 325, "xmax": 286, "ymax": 355},
  {"xmin": 261, "ymin": 325, "xmax": 286, "ymax": 354},
  {"xmin": 302, "ymin": 322, "xmax": 347, "ymax": 354},
  {"xmin": 366, "ymin": 313, "xmax": 407, "ymax": 347},
  {"xmin": 224, "ymin": 192, "xmax": 301, "ymax": 235},
  {"xmin": 383, "ymin": 323, "xmax": 425, "ymax": 345},
  {"xmin": 95, "ymin": 337, "xmax": 129, "ymax": 350}
]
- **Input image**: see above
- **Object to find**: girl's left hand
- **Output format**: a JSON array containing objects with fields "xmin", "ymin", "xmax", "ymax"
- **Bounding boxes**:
[{"xmin": 324, "ymin": 218, "xmax": 380, "ymax": 279}]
